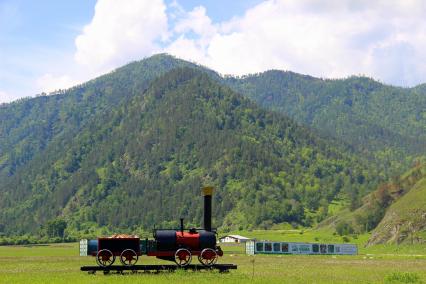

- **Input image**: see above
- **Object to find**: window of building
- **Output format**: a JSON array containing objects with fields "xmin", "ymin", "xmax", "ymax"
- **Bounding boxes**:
[
  {"xmin": 273, "ymin": 243, "xmax": 280, "ymax": 252},
  {"xmin": 299, "ymin": 245, "xmax": 310, "ymax": 252},
  {"xmin": 256, "ymin": 242, "xmax": 264, "ymax": 252},
  {"xmin": 265, "ymin": 243, "xmax": 272, "ymax": 252}
]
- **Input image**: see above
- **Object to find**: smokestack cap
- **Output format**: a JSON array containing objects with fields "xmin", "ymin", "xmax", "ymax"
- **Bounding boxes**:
[{"xmin": 202, "ymin": 186, "xmax": 214, "ymax": 196}]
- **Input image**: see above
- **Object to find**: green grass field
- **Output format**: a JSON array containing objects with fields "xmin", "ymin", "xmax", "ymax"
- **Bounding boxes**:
[{"xmin": 1, "ymin": 239, "xmax": 426, "ymax": 284}]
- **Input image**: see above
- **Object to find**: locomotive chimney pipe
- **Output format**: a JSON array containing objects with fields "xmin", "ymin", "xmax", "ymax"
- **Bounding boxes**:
[
  {"xmin": 180, "ymin": 218, "xmax": 184, "ymax": 233},
  {"xmin": 202, "ymin": 186, "xmax": 214, "ymax": 231}
]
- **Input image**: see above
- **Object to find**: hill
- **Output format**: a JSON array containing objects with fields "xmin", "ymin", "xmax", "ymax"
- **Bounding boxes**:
[
  {"xmin": 1, "ymin": 54, "xmax": 425, "ymax": 238},
  {"xmin": 4, "ymin": 54, "xmax": 424, "ymax": 181},
  {"xmin": 0, "ymin": 54, "xmax": 216, "ymax": 178},
  {"xmin": 367, "ymin": 163, "xmax": 426, "ymax": 245},
  {"xmin": 319, "ymin": 161, "xmax": 426, "ymax": 244},
  {"xmin": 0, "ymin": 65, "xmax": 380, "ymax": 236},
  {"xmin": 225, "ymin": 71, "xmax": 426, "ymax": 173}
]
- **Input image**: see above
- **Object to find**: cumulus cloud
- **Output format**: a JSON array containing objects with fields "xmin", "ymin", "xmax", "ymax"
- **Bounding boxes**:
[
  {"xmin": 165, "ymin": 0, "xmax": 426, "ymax": 86},
  {"xmin": 27, "ymin": 0, "xmax": 426, "ymax": 101},
  {"xmin": 74, "ymin": 0, "xmax": 168, "ymax": 73},
  {"xmin": 166, "ymin": 5, "xmax": 217, "ymax": 64},
  {"xmin": 24, "ymin": 0, "xmax": 169, "ymax": 104}
]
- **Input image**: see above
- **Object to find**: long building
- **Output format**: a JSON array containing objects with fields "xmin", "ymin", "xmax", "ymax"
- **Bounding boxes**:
[{"xmin": 245, "ymin": 240, "xmax": 357, "ymax": 255}]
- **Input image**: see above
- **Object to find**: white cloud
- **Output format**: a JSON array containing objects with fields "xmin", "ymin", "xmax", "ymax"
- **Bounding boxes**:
[
  {"xmin": 12, "ymin": 0, "xmax": 426, "ymax": 102},
  {"xmin": 173, "ymin": 6, "xmax": 216, "ymax": 44},
  {"xmin": 165, "ymin": 5, "xmax": 218, "ymax": 66},
  {"xmin": 27, "ymin": 0, "xmax": 169, "ymax": 102},
  {"xmin": 74, "ymin": 0, "xmax": 168, "ymax": 74},
  {"xmin": 0, "ymin": 90, "xmax": 18, "ymax": 104},
  {"xmin": 165, "ymin": 0, "xmax": 426, "ymax": 86},
  {"xmin": 36, "ymin": 74, "xmax": 79, "ymax": 94}
]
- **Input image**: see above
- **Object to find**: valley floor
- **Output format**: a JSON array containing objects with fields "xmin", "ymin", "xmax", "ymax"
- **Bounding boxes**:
[{"xmin": 1, "ymin": 242, "xmax": 426, "ymax": 283}]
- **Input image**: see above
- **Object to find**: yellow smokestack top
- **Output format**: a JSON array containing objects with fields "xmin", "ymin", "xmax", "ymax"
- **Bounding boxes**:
[{"xmin": 202, "ymin": 186, "xmax": 214, "ymax": 196}]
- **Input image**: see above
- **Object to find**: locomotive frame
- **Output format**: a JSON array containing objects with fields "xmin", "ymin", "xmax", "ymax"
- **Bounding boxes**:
[{"xmin": 80, "ymin": 187, "xmax": 226, "ymax": 268}]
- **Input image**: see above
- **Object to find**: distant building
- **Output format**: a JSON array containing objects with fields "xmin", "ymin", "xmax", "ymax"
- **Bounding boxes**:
[
  {"xmin": 245, "ymin": 240, "xmax": 358, "ymax": 255},
  {"xmin": 219, "ymin": 234, "xmax": 251, "ymax": 243}
]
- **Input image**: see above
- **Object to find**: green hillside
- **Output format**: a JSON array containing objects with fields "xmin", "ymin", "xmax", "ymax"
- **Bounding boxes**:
[
  {"xmin": 1, "ymin": 54, "xmax": 424, "ymax": 239},
  {"xmin": 0, "ymin": 66, "xmax": 380, "ymax": 237},
  {"xmin": 0, "ymin": 54, "xmax": 211, "ymax": 178},
  {"xmin": 226, "ymin": 71, "xmax": 426, "ymax": 173},
  {"xmin": 368, "ymin": 164, "xmax": 426, "ymax": 245},
  {"xmin": 319, "ymin": 162, "xmax": 426, "ymax": 244}
]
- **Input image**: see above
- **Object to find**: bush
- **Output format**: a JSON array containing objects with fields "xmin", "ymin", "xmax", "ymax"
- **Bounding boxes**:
[
  {"xmin": 336, "ymin": 221, "xmax": 355, "ymax": 236},
  {"xmin": 342, "ymin": 236, "xmax": 350, "ymax": 243},
  {"xmin": 385, "ymin": 272, "xmax": 421, "ymax": 283}
]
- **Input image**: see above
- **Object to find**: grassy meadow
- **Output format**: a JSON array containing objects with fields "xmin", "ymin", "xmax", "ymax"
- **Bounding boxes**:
[{"xmin": 1, "ymin": 231, "xmax": 426, "ymax": 284}]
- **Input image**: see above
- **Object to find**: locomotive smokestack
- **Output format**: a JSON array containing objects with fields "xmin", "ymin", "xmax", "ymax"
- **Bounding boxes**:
[
  {"xmin": 180, "ymin": 218, "xmax": 184, "ymax": 233},
  {"xmin": 202, "ymin": 186, "xmax": 214, "ymax": 231}
]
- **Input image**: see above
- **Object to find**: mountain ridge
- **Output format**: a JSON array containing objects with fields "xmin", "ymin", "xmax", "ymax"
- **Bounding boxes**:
[
  {"xmin": 0, "ymin": 54, "xmax": 424, "ymax": 239},
  {"xmin": 0, "ymin": 65, "xmax": 380, "ymax": 236},
  {"xmin": 225, "ymin": 69, "xmax": 426, "ymax": 156}
]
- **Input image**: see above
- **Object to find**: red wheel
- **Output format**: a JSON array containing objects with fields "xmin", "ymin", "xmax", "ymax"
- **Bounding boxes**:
[
  {"xmin": 120, "ymin": 249, "xmax": 138, "ymax": 266},
  {"xmin": 96, "ymin": 249, "xmax": 115, "ymax": 267},
  {"xmin": 174, "ymin": 248, "xmax": 192, "ymax": 267},
  {"xmin": 198, "ymin": 248, "xmax": 218, "ymax": 267}
]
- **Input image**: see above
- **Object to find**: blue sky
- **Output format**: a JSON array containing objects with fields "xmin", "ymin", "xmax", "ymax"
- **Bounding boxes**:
[
  {"xmin": 1, "ymin": 0, "xmax": 426, "ymax": 103},
  {"xmin": 0, "ymin": 0, "xmax": 96, "ymax": 100}
]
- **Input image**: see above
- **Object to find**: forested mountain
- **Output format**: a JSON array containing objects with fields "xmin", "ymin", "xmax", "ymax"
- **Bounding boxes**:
[
  {"xmin": 226, "ymin": 71, "xmax": 426, "ymax": 173},
  {"xmin": 0, "ymin": 65, "xmax": 380, "ymax": 236},
  {"xmin": 0, "ymin": 54, "xmax": 424, "ymax": 238},
  {"xmin": 0, "ymin": 54, "xmax": 212, "ymax": 179}
]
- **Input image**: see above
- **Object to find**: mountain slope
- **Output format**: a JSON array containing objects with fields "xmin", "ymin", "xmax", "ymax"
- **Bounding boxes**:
[
  {"xmin": 367, "ymin": 164, "xmax": 426, "ymax": 245},
  {"xmin": 0, "ymin": 67, "xmax": 379, "ymax": 236},
  {"xmin": 0, "ymin": 54, "xmax": 213, "ymax": 178},
  {"xmin": 3, "ymin": 54, "xmax": 424, "ymax": 181},
  {"xmin": 225, "ymin": 71, "xmax": 426, "ymax": 171},
  {"xmin": 319, "ymin": 162, "xmax": 426, "ymax": 244},
  {"xmin": 1, "ymin": 54, "xmax": 424, "ymax": 237},
  {"xmin": 4, "ymin": 55, "xmax": 424, "ymax": 180}
]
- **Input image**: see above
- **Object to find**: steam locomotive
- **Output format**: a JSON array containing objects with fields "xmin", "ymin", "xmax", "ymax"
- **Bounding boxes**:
[{"xmin": 79, "ymin": 187, "xmax": 223, "ymax": 267}]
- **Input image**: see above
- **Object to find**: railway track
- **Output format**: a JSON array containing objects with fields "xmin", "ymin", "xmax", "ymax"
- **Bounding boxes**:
[{"xmin": 81, "ymin": 263, "xmax": 237, "ymax": 274}]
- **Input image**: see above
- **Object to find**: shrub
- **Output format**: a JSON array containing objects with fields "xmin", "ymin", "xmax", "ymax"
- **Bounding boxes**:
[
  {"xmin": 342, "ymin": 236, "xmax": 350, "ymax": 243},
  {"xmin": 385, "ymin": 272, "xmax": 421, "ymax": 283},
  {"xmin": 336, "ymin": 221, "xmax": 355, "ymax": 236}
]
